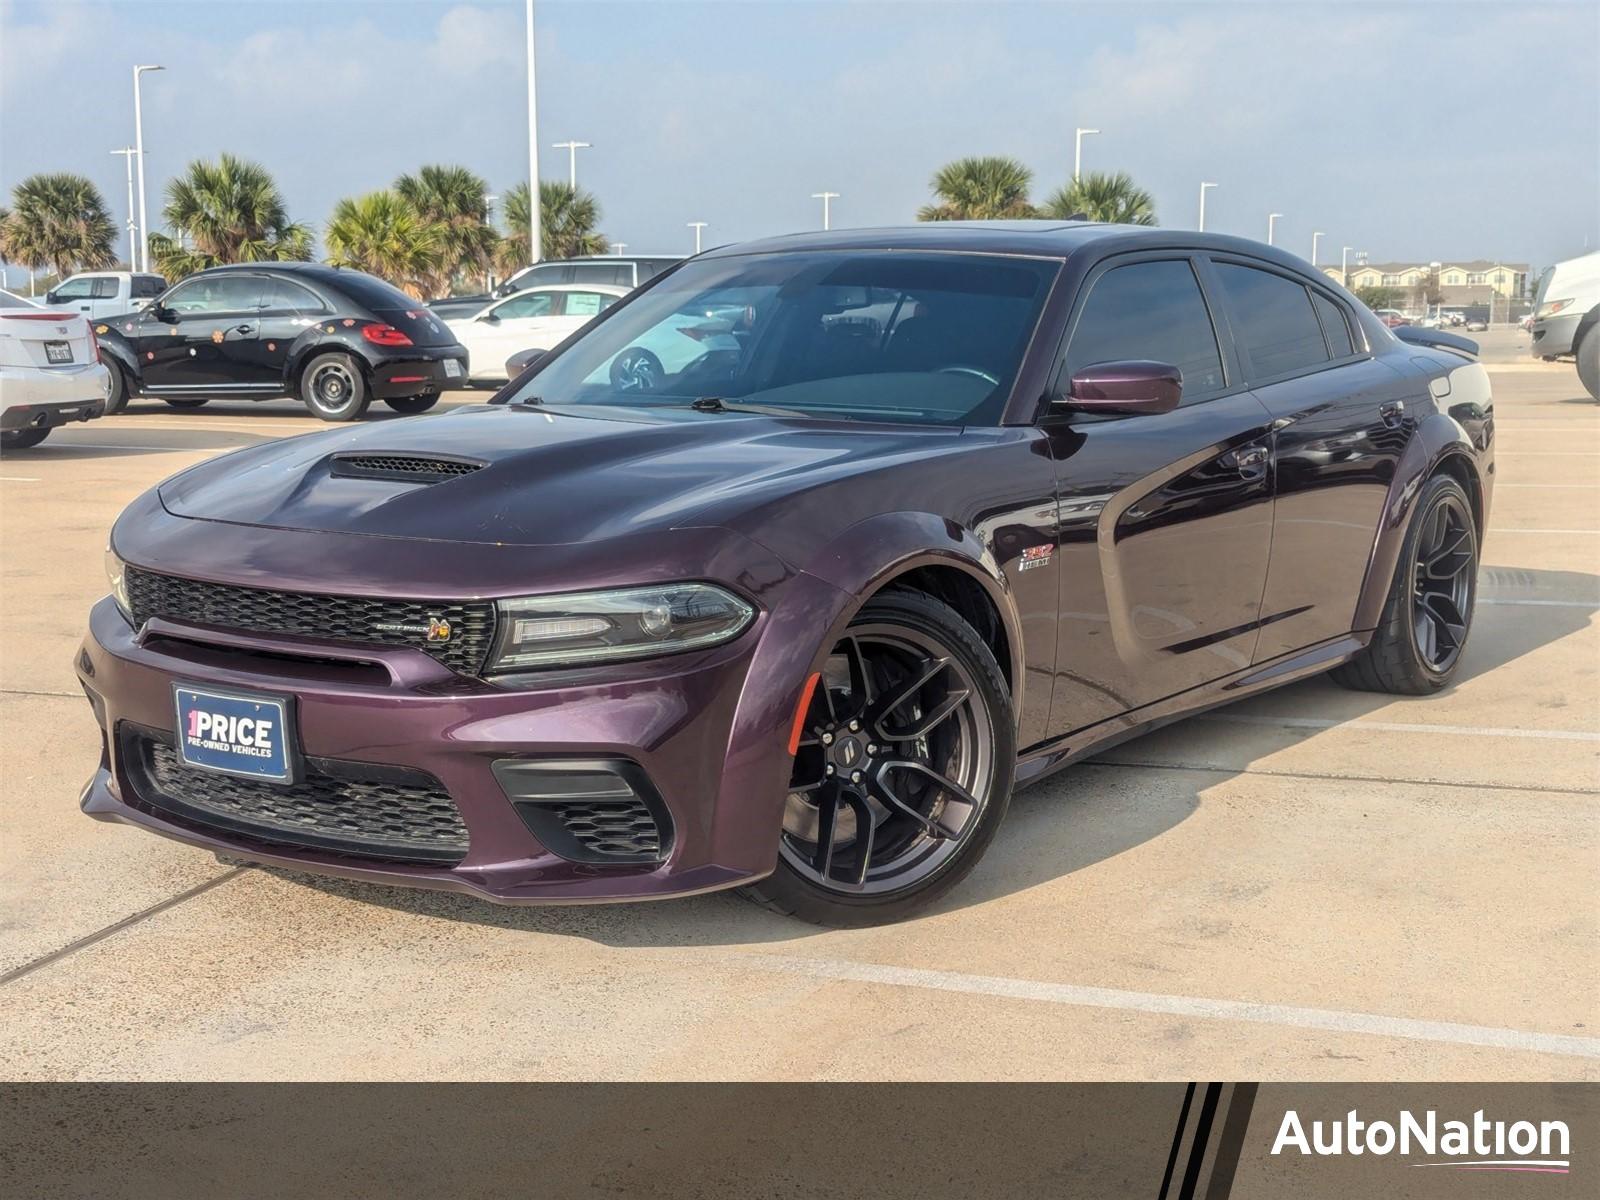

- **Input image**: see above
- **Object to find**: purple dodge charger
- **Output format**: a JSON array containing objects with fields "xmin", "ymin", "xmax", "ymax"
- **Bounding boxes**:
[{"xmin": 79, "ymin": 223, "xmax": 1493, "ymax": 924}]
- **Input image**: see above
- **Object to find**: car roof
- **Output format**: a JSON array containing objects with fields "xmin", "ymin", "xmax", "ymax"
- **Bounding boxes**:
[
  {"xmin": 195, "ymin": 262, "xmax": 355, "ymax": 283},
  {"xmin": 500, "ymin": 283, "xmax": 630, "ymax": 295}
]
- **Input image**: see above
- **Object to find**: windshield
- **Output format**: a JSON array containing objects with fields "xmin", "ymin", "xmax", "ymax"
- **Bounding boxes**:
[{"xmin": 504, "ymin": 251, "xmax": 1058, "ymax": 425}]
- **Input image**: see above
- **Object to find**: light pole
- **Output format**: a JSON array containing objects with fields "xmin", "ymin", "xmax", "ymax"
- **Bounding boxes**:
[
  {"xmin": 132, "ymin": 64, "xmax": 164, "ymax": 273},
  {"xmin": 524, "ymin": 0, "xmax": 541, "ymax": 265},
  {"xmin": 1197, "ymin": 181, "xmax": 1216, "ymax": 231},
  {"xmin": 552, "ymin": 140, "xmax": 590, "ymax": 189},
  {"xmin": 1341, "ymin": 246, "xmax": 1352, "ymax": 287},
  {"xmin": 688, "ymin": 222, "xmax": 707, "ymax": 254},
  {"xmin": 1267, "ymin": 212, "xmax": 1282, "ymax": 246},
  {"xmin": 612, "ymin": 242, "xmax": 626, "ymax": 256},
  {"xmin": 810, "ymin": 191, "xmax": 839, "ymax": 230},
  {"xmin": 1311, "ymin": 231, "xmax": 1324, "ymax": 266},
  {"xmin": 1073, "ymin": 128, "xmax": 1100, "ymax": 181},
  {"xmin": 482, "ymin": 194, "xmax": 499, "ymax": 289},
  {"xmin": 111, "ymin": 147, "xmax": 138, "ymax": 267}
]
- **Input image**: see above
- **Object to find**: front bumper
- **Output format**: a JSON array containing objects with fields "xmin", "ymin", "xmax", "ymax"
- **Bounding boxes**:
[
  {"xmin": 0, "ymin": 362, "xmax": 111, "ymax": 428},
  {"xmin": 1531, "ymin": 312, "xmax": 1582, "ymax": 359},
  {"xmin": 76, "ymin": 559, "xmax": 847, "ymax": 903}
]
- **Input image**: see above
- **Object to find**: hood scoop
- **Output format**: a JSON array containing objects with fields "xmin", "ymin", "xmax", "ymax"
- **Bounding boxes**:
[{"xmin": 327, "ymin": 452, "xmax": 486, "ymax": 484}]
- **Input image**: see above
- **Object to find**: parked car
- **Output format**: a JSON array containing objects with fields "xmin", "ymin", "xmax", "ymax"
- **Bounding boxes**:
[
  {"xmin": 1464, "ymin": 318, "xmax": 1489, "ymax": 332},
  {"xmin": 1374, "ymin": 308, "xmax": 1410, "ymax": 327},
  {"xmin": 0, "ymin": 288, "xmax": 111, "ymax": 448},
  {"xmin": 446, "ymin": 284, "xmax": 627, "ymax": 384},
  {"xmin": 1530, "ymin": 251, "xmax": 1600, "ymax": 400},
  {"xmin": 43, "ymin": 271, "xmax": 167, "ymax": 322},
  {"xmin": 80, "ymin": 224, "xmax": 1493, "ymax": 925},
  {"xmin": 93, "ymin": 263, "xmax": 468, "ymax": 421},
  {"xmin": 494, "ymin": 254, "xmax": 681, "ymax": 297}
]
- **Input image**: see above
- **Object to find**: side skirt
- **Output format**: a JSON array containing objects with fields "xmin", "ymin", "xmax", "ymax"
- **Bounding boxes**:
[{"xmin": 1014, "ymin": 632, "xmax": 1370, "ymax": 789}]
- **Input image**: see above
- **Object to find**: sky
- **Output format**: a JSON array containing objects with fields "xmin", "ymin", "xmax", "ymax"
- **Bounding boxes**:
[{"xmin": 1, "ymin": 0, "xmax": 1596, "ymax": 283}]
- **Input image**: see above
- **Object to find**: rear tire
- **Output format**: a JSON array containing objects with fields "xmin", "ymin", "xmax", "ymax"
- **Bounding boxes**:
[
  {"xmin": 1, "ymin": 428, "xmax": 51, "ymax": 450},
  {"xmin": 1577, "ymin": 326, "xmax": 1599, "ymax": 401},
  {"xmin": 299, "ymin": 352, "xmax": 369, "ymax": 421},
  {"xmin": 163, "ymin": 397, "xmax": 209, "ymax": 409},
  {"xmin": 383, "ymin": 394, "xmax": 438, "ymax": 414},
  {"xmin": 103, "ymin": 364, "xmax": 131, "ymax": 415},
  {"xmin": 738, "ymin": 589, "xmax": 1015, "ymax": 926},
  {"xmin": 1331, "ymin": 474, "xmax": 1478, "ymax": 695}
]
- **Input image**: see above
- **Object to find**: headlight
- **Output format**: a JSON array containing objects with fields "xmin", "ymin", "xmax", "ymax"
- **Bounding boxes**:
[
  {"xmin": 105, "ymin": 547, "xmax": 132, "ymax": 619},
  {"xmin": 1536, "ymin": 297, "xmax": 1574, "ymax": 319},
  {"xmin": 487, "ymin": 583, "xmax": 754, "ymax": 671}
]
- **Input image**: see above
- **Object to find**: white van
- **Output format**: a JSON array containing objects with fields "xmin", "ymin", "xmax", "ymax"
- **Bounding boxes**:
[
  {"xmin": 1531, "ymin": 251, "xmax": 1600, "ymax": 399},
  {"xmin": 42, "ymin": 271, "xmax": 168, "ymax": 323}
]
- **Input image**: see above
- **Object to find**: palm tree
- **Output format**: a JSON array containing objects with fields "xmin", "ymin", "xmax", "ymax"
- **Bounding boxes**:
[
  {"xmin": 151, "ymin": 153, "xmax": 312, "ymax": 277},
  {"xmin": 394, "ymin": 164, "xmax": 498, "ymax": 296},
  {"xmin": 0, "ymin": 174, "xmax": 117, "ymax": 278},
  {"xmin": 1040, "ymin": 171, "xmax": 1158, "ymax": 226},
  {"xmin": 494, "ymin": 181, "xmax": 608, "ymax": 273},
  {"xmin": 324, "ymin": 190, "xmax": 442, "ymax": 294},
  {"xmin": 917, "ymin": 157, "xmax": 1036, "ymax": 221}
]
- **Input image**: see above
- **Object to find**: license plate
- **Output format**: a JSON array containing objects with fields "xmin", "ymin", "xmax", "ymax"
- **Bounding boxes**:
[
  {"xmin": 174, "ymin": 685, "xmax": 294, "ymax": 782},
  {"xmin": 44, "ymin": 341, "xmax": 72, "ymax": 364},
  {"xmin": 443, "ymin": 359, "xmax": 462, "ymax": 379}
]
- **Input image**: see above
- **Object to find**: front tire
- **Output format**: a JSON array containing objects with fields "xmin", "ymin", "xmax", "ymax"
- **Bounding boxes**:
[
  {"xmin": 383, "ymin": 394, "xmax": 438, "ymax": 415},
  {"xmin": 1, "ymin": 427, "xmax": 51, "ymax": 450},
  {"xmin": 739, "ymin": 589, "xmax": 1015, "ymax": 926},
  {"xmin": 1332, "ymin": 474, "xmax": 1478, "ymax": 694},
  {"xmin": 1577, "ymin": 326, "xmax": 1599, "ymax": 401},
  {"xmin": 299, "ymin": 352, "xmax": 369, "ymax": 421}
]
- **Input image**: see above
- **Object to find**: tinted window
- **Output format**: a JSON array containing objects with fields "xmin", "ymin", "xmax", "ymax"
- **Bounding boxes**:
[
  {"xmin": 570, "ymin": 263, "xmax": 632, "ymax": 287},
  {"xmin": 325, "ymin": 270, "xmax": 422, "ymax": 311},
  {"xmin": 1214, "ymin": 263, "xmax": 1328, "ymax": 377},
  {"xmin": 133, "ymin": 275, "xmax": 167, "ymax": 298},
  {"xmin": 1064, "ymin": 260, "xmax": 1225, "ymax": 396},
  {"xmin": 1312, "ymin": 291, "xmax": 1355, "ymax": 358},
  {"xmin": 493, "ymin": 291, "xmax": 557, "ymax": 319},
  {"xmin": 508, "ymin": 251, "xmax": 1056, "ymax": 426},
  {"xmin": 638, "ymin": 259, "xmax": 679, "ymax": 281},
  {"xmin": 161, "ymin": 275, "xmax": 264, "ymax": 314},
  {"xmin": 259, "ymin": 277, "xmax": 326, "ymax": 314}
]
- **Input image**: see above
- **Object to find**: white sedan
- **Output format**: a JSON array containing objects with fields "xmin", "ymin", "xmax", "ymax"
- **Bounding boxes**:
[
  {"xmin": 446, "ymin": 284, "xmax": 628, "ymax": 384},
  {"xmin": 0, "ymin": 289, "xmax": 111, "ymax": 449}
]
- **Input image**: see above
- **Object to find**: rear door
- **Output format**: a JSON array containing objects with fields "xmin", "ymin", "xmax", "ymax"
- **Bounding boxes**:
[
  {"xmin": 1040, "ymin": 253, "xmax": 1277, "ymax": 735},
  {"xmin": 244, "ymin": 276, "xmax": 329, "ymax": 390},
  {"xmin": 1206, "ymin": 257, "xmax": 1416, "ymax": 660}
]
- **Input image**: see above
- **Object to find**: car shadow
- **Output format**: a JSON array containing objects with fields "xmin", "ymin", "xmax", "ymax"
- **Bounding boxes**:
[{"xmin": 263, "ymin": 565, "xmax": 1598, "ymax": 946}]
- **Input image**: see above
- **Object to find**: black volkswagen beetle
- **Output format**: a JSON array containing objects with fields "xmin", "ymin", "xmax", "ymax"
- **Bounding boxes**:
[{"xmin": 93, "ymin": 263, "xmax": 469, "ymax": 421}]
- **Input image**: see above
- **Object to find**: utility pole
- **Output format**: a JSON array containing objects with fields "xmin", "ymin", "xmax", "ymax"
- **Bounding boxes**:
[
  {"xmin": 688, "ymin": 222, "xmax": 707, "ymax": 254},
  {"xmin": 524, "ymin": 0, "xmax": 541, "ymax": 265},
  {"xmin": 111, "ymin": 147, "xmax": 138, "ymax": 268},
  {"xmin": 132, "ymin": 64, "xmax": 164, "ymax": 272},
  {"xmin": 1197, "ymin": 182, "xmax": 1216, "ymax": 232},
  {"xmin": 612, "ymin": 243, "xmax": 626, "ymax": 256},
  {"xmin": 810, "ymin": 191, "xmax": 839, "ymax": 230},
  {"xmin": 1267, "ymin": 212, "xmax": 1282, "ymax": 246},
  {"xmin": 1074, "ymin": 128, "xmax": 1099, "ymax": 181},
  {"xmin": 1341, "ymin": 245, "xmax": 1352, "ymax": 287},
  {"xmin": 552, "ymin": 140, "xmax": 590, "ymax": 189},
  {"xmin": 1311, "ymin": 230, "xmax": 1324, "ymax": 266}
]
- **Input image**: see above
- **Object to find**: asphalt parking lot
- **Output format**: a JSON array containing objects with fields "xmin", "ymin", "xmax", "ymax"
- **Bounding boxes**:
[{"xmin": 1, "ymin": 356, "xmax": 1595, "ymax": 1082}]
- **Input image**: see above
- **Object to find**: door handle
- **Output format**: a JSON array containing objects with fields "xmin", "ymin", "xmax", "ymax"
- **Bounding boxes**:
[
  {"xmin": 234, "ymin": 323, "xmax": 255, "ymax": 334},
  {"xmin": 1380, "ymin": 400, "xmax": 1405, "ymax": 428}
]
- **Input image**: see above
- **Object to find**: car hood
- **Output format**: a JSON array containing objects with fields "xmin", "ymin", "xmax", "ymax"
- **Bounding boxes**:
[{"xmin": 158, "ymin": 402, "xmax": 971, "ymax": 550}]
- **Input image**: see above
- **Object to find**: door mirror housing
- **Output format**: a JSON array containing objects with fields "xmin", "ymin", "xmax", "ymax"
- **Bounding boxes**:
[
  {"xmin": 148, "ymin": 301, "xmax": 175, "ymax": 322},
  {"xmin": 1062, "ymin": 360, "xmax": 1182, "ymax": 415},
  {"xmin": 505, "ymin": 348, "xmax": 545, "ymax": 378},
  {"xmin": 44, "ymin": 291, "xmax": 59, "ymax": 305},
  {"xmin": 478, "ymin": 311, "xmax": 500, "ymax": 324}
]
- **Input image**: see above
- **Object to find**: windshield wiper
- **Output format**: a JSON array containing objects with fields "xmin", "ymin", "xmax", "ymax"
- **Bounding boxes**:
[{"xmin": 689, "ymin": 396, "xmax": 808, "ymax": 418}]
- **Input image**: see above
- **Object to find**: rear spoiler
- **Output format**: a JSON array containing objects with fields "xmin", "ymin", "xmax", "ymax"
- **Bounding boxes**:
[{"xmin": 1392, "ymin": 325, "xmax": 1478, "ymax": 359}]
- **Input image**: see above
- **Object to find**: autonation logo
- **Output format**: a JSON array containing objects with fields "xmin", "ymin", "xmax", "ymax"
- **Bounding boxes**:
[{"xmin": 1272, "ymin": 1108, "xmax": 1571, "ymax": 1174}]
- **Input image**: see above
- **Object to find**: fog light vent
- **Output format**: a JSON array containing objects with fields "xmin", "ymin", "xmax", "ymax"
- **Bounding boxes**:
[{"xmin": 495, "ymin": 759, "xmax": 672, "ymax": 864}]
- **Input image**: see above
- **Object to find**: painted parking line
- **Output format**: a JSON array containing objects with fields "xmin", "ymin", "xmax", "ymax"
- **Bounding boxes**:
[
  {"xmin": 1197, "ymin": 713, "xmax": 1600, "ymax": 741},
  {"xmin": 1488, "ymin": 528, "xmax": 1600, "ymax": 535},
  {"xmin": 1496, "ymin": 483, "xmax": 1600, "ymax": 489},
  {"xmin": 748, "ymin": 956, "xmax": 1600, "ymax": 1061},
  {"xmin": 1480, "ymin": 598, "xmax": 1599, "ymax": 609}
]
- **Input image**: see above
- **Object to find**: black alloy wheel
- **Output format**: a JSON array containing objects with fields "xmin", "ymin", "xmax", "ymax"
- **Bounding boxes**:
[
  {"xmin": 741, "ymin": 590, "xmax": 1014, "ymax": 925},
  {"xmin": 1410, "ymin": 489, "xmax": 1476, "ymax": 673}
]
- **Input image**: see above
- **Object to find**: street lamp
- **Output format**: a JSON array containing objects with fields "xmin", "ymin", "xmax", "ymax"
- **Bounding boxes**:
[
  {"xmin": 1267, "ymin": 213, "xmax": 1282, "ymax": 246},
  {"xmin": 1074, "ymin": 128, "xmax": 1100, "ymax": 181},
  {"xmin": 132, "ymin": 64, "xmax": 164, "ymax": 273},
  {"xmin": 612, "ymin": 243, "xmax": 626, "ymax": 256},
  {"xmin": 524, "ymin": 0, "xmax": 541, "ymax": 265},
  {"xmin": 1311, "ymin": 231, "xmax": 1324, "ymax": 266},
  {"xmin": 1341, "ymin": 246, "xmax": 1353, "ymax": 287},
  {"xmin": 688, "ymin": 222, "xmax": 708, "ymax": 254},
  {"xmin": 551, "ymin": 140, "xmax": 590, "ymax": 189},
  {"xmin": 111, "ymin": 147, "xmax": 138, "ymax": 267},
  {"xmin": 1197, "ymin": 181, "xmax": 1216, "ymax": 231},
  {"xmin": 810, "ymin": 191, "xmax": 839, "ymax": 230}
]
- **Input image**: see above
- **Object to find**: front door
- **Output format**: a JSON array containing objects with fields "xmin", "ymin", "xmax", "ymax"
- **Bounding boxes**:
[
  {"xmin": 137, "ymin": 273, "xmax": 268, "ymax": 395},
  {"xmin": 1040, "ymin": 255, "xmax": 1277, "ymax": 738}
]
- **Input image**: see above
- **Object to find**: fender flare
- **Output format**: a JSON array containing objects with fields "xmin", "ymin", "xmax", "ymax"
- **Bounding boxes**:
[
  {"xmin": 1352, "ymin": 411, "xmax": 1486, "ymax": 631},
  {"xmin": 92, "ymin": 328, "xmax": 140, "ymax": 387}
]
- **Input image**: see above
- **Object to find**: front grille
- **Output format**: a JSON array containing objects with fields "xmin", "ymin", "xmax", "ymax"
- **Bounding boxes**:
[
  {"xmin": 124, "ymin": 566, "xmax": 496, "ymax": 676},
  {"xmin": 329, "ymin": 453, "xmax": 484, "ymax": 482},
  {"xmin": 556, "ymin": 798, "xmax": 663, "ymax": 859},
  {"xmin": 122, "ymin": 726, "xmax": 468, "ymax": 865}
]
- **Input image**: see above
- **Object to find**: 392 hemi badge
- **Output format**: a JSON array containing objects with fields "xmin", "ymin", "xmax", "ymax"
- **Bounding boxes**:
[
  {"xmin": 1017, "ymin": 545, "xmax": 1054, "ymax": 571},
  {"xmin": 373, "ymin": 615, "xmax": 453, "ymax": 643}
]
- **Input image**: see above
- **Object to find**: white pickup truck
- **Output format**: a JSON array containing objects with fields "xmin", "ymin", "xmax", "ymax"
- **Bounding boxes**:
[{"xmin": 41, "ymin": 271, "xmax": 168, "ymax": 323}]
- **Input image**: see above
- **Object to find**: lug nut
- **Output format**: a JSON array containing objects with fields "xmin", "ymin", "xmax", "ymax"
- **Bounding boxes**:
[
  {"xmin": 866, "ymin": 744, "xmax": 878, "ymax": 755},
  {"xmin": 848, "ymin": 719, "xmax": 861, "ymax": 732},
  {"xmin": 820, "ymin": 732, "xmax": 834, "ymax": 746},
  {"xmin": 825, "ymin": 764, "xmax": 835, "ymax": 776},
  {"xmin": 850, "ymin": 770, "xmax": 863, "ymax": 784}
]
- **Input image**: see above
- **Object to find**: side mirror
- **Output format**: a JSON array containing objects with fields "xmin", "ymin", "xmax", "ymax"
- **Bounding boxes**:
[
  {"xmin": 44, "ymin": 291, "xmax": 59, "ymax": 305},
  {"xmin": 1062, "ymin": 360, "xmax": 1182, "ymax": 415},
  {"xmin": 478, "ymin": 311, "xmax": 499, "ymax": 324},
  {"xmin": 505, "ymin": 348, "xmax": 545, "ymax": 378}
]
